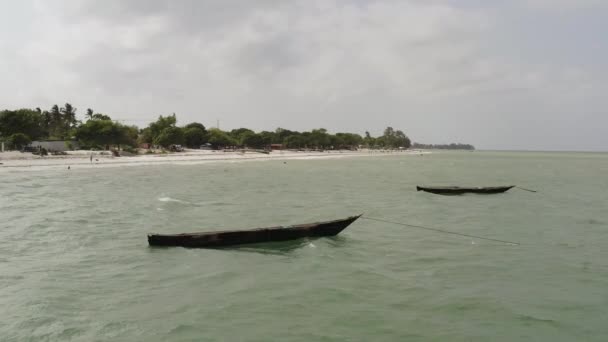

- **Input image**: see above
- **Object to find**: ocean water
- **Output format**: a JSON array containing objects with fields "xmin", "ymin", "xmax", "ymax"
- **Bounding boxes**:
[{"xmin": 1, "ymin": 151, "xmax": 607, "ymax": 341}]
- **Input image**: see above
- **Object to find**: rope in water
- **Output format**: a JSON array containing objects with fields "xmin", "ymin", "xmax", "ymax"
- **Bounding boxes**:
[
  {"xmin": 361, "ymin": 216, "xmax": 520, "ymax": 245},
  {"xmin": 516, "ymin": 186, "xmax": 537, "ymax": 193}
]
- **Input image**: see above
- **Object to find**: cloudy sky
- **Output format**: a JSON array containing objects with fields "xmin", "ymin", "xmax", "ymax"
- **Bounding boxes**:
[{"xmin": 1, "ymin": 0, "xmax": 606, "ymax": 150}]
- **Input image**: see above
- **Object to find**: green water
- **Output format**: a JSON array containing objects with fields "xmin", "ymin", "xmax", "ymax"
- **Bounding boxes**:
[{"xmin": 1, "ymin": 151, "xmax": 607, "ymax": 341}]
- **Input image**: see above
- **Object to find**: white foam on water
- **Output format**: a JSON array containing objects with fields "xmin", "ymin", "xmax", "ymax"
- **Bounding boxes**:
[{"xmin": 158, "ymin": 197, "xmax": 188, "ymax": 204}]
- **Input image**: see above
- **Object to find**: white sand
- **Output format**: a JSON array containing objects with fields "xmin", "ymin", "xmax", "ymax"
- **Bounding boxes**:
[{"xmin": 0, "ymin": 149, "xmax": 429, "ymax": 171}]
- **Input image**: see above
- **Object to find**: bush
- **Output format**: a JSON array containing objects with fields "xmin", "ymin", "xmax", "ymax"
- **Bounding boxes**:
[
  {"xmin": 8, "ymin": 133, "xmax": 31, "ymax": 150},
  {"xmin": 153, "ymin": 127, "xmax": 185, "ymax": 148},
  {"xmin": 184, "ymin": 127, "xmax": 207, "ymax": 148},
  {"xmin": 122, "ymin": 146, "xmax": 139, "ymax": 155}
]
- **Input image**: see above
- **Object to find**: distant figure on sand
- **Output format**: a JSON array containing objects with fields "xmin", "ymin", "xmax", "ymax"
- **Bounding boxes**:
[{"xmin": 90, "ymin": 153, "xmax": 93, "ymax": 163}]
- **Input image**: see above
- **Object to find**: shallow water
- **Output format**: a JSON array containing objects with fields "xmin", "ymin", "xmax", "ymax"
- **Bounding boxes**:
[{"xmin": 1, "ymin": 151, "xmax": 607, "ymax": 341}]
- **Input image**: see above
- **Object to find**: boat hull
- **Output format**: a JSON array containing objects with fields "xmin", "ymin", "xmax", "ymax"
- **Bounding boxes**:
[
  {"xmin": 416, "ymin": 186, "xmax": 514, "ymax": 195},
  {"xmin": 148, "ymin": 215, "xmax": 361, "ymax": 248}
]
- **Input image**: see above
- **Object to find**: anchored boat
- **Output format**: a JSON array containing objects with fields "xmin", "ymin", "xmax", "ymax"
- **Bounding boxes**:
[
  {"xmin": 416, "ymin": 185, "xmax": 514, "ymax": 195},
  {"xmin": 148, "ymin": 215, "xmax": 361, "ymax": 248}
]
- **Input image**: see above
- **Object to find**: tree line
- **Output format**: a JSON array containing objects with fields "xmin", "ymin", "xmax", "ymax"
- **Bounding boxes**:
[
  {"xmin": 412, "ymin": 143, "xmax": 475, "ymax": 150},
  {"xmin": 0, "ymin": 103, "xmax": 412, "ymax": 151}
]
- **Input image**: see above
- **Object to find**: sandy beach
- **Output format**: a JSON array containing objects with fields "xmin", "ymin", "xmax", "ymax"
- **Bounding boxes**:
[{"xmin": 0, "ymin": 149, "xmax": 427, "ymax": 171}]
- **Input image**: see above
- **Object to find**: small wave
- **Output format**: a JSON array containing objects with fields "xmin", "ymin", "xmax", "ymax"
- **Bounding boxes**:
[
  {"xmin": 517, "ymin": 314, "xmax": 558, "ymax": 326},
  {"xmin": 415, "ymin": 256, "xmax": 448, "ymax": 263},
  {"xmin": 158, "ymin": 197, "xmax": 189, "ymax": 204},
  {"xmin": 586, "ymin": 218, "xmax": 606, "ymax": 225},
  {"xmin": 208, "ymin": 202, "xmax": 232, "ymax": 206},
  {"xmin": 17, "ymin": 184, "xmax": 45, "ymax": 189},
  {"xmin": 168, "ymin": 324, "xmax": 200, "ymax": 335}
]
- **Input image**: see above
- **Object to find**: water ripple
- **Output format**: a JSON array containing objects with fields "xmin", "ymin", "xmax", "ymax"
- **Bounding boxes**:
[{"xmin": 1, "ymin": 152, "xmax": 608, "ymax": 341}]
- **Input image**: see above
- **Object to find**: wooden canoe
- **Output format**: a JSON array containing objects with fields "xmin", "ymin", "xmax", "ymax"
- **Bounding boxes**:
[
  {"xmin": 148, "ymin": 214, "xmax": 361, "ymax": 248},
  {"xmin": 416, "ymin": 185, "xmax": 514, "ymax": 195}
]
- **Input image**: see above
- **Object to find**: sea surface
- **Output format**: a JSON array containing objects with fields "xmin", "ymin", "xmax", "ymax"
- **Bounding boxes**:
[{"xmin": 1, "ymin": 151, "xmax": 607, "ymax": 341}]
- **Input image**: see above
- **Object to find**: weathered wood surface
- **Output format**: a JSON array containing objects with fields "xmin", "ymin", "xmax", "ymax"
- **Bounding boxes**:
[
  {"xmin": 416, "ymin": 186, "xmax": 514, "ymax": 195},
  {"xmin": 148, "ymin": 215, "xmax": 361, "ymax": 248}
]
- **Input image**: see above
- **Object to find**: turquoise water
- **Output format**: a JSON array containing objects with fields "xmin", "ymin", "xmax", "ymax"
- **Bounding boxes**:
[{"xmin": 1, "ymin": 151, "xmax": 607, "ymax": 341}]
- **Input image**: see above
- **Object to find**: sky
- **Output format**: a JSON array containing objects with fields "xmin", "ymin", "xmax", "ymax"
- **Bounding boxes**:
[{"xmin": 0, "ymin": 0, "xmax": 606, "ymax": 151}]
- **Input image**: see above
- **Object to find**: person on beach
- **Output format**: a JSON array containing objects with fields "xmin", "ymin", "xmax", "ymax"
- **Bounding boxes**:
[{"xmin": 90, "ymin": 153, "xmax": 93, "ymax": 164}]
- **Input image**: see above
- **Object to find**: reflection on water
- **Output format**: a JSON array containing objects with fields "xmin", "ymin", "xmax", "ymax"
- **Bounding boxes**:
[
  {"xmin": 221, "ymin": 236, "xmax": 349, "ymax": 255},
  {"xmin": 229, "ymin": 239, "xmax": 313, "ymax": 255}
]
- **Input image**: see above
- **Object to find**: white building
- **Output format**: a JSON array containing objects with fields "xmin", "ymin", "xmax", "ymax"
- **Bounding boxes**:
[{"xmin": 30, "ymin": 140, "xmax": 79, "ymax": 152}]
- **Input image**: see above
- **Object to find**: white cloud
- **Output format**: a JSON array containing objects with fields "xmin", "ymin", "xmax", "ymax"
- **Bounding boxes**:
[{"xmin": 523, "ymin": 0, "xmax": 607, "ymax": 10}]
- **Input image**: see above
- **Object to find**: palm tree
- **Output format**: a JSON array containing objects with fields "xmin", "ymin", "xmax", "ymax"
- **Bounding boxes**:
[
  {"xmin": 61, "ymin": 103, "xmax": 77, "ymax": 136},
  {"xmin": 86, "ymin": 108, "xmax": 94, "ymax": 121},
  {"xmin": 41, "ymin": 110, "xmax": 52, "ymax": 137},
  {"xmin": 50, "ymin": 104, "xmax": 62, "ymax": 138}
]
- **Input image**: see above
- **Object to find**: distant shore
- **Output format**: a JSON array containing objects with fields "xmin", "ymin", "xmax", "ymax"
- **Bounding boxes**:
[{"xmin": 0, "ymin": 149, "xmax": 429, "ymax": 171}]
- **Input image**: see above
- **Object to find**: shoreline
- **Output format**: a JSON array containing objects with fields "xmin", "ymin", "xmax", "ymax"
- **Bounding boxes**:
[{"xmin": 0, "ymin": 149, "xmax": 429, "ymax": 171}]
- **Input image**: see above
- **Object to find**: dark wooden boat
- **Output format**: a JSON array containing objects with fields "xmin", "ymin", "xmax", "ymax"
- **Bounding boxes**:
[
  {"xmin": 416, "ymin": 185, "xmax": 514, "ymax": 195},
  {"xmin": 148, "ymin": 214, "xmax": 361, "ymax": 248}
]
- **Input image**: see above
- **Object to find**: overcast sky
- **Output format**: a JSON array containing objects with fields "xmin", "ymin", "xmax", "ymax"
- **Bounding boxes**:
[{"xmin": 1, "ymin": 0, "xmax": 606, "ymax": 150}]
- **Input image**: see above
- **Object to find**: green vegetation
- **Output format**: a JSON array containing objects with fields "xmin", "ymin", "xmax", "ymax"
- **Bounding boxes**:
[
  {"xmin": 0, "ymin": 109, "xmax": 47, "ymax": 140},
  {"xmin": 412, "ymin": 143, "xmax": 475, "ymax": 150},
  {"xmin": 183, "ymin": 123, "xmax": 208, "ymax": 148},
  {"xmin": 8, "ymin": 133, "xmax": 31, "ymax": 150},
  {"xmin": 0, "ymin": 103, "xmax": 418, "ymax": 151},
  {"xmin": 207, "ymin": 128, "xmax": 237, "ymax": 148},
  {"xmin": 75, "ymin": 116, "xmax": 138, "ymax": 149}
]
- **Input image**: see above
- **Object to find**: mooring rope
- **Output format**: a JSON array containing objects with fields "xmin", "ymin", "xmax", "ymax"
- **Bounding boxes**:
[
  {"xmin": 516, "ymin": 186, "xmax": 537, "ymax": 193},
  {"xmin": 361, "ymin": 216, "xmax": 520, "ymax": 245}
]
